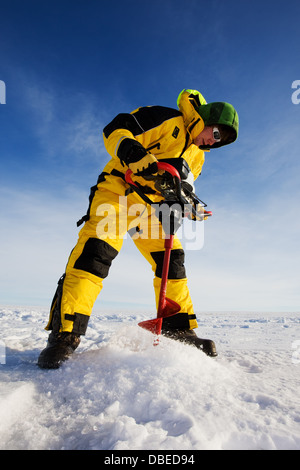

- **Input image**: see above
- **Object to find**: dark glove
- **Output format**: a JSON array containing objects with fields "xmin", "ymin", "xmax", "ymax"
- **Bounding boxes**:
[{"xmin": 128, "ymin": 153, "xmax": 158, "ymax": 176}]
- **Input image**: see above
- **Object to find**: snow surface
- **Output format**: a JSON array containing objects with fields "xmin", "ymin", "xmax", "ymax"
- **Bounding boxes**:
[{"xmin": 0, "ymin": 306, "xmax": 300, "ymax": 450}]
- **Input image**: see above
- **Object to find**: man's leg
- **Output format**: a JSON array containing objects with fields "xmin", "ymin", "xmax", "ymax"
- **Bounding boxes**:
[
  {"xmin": 132, "ymin": 232, "xmax": 198, "ymax": 328},
  {"xmin": 38, "ymin": 189, "xmax": 126, "ymax": 368},
  {"xmin": 131, "ymin": 223, "xmax": 217, "ymax": 356}
]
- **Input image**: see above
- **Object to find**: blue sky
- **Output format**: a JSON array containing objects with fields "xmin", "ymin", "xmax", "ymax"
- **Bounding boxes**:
[{"xmin": 1, "ymin": 0, "xmax": 300, "ymax": 312}]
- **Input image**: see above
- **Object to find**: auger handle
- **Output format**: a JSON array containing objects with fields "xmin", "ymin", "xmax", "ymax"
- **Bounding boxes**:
[{"xmin": 125, "ymin": 162, "xmax": 181, "ymax": 186}]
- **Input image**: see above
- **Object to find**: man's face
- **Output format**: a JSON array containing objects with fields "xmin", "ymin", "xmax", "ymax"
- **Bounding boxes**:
[{"xmin": 193, "ymin": 126, "xmax": 216, "ymax": 147}]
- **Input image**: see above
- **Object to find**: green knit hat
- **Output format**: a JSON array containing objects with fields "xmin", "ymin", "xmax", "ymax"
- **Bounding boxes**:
[{"xmin": 196, "ymin": 101, "xmax": 239, "ymax": 149}]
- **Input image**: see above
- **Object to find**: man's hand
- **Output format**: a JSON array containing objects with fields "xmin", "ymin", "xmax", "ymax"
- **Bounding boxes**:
[{"xmin": 128, "ymin": 153, "xmax": 158, "ymax": 176}]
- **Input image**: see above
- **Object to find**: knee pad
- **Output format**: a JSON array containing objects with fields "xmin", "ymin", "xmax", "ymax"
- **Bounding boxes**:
[
  {"xmin": 74, "ymin": 238, "xmax": 119, "ymax": 278},
  {"xmin": 150, "ymin": 248, "xmax": 186, "ymax": 279}
]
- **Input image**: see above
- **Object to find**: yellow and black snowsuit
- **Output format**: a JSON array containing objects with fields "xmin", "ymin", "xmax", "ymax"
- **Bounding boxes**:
[{"xmin": 45, "ymin": 91, "xmax": 214, "ymax": 335}]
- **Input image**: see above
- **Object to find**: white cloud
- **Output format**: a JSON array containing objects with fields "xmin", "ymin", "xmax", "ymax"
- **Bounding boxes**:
[
  {"xmin": 19, "ymin": 78, "xmax": 107, "ymax": 168},
  {"xmin": 0, "ymin": 184, "xmax": 155, "ymax": 308},
  {"xmin": 0, "ymin": 186, "xmax": 81, "ymax": 305}
]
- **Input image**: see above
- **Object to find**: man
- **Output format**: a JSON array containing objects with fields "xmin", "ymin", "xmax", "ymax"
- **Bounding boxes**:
[{"xmin": 38, "ymin": 89, "xmax": 239, "ymax": 369}]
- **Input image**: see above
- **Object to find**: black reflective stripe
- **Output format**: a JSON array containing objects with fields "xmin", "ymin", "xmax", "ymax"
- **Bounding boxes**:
[
  {"xmin": 64, "ymin": 312, "xmax": 90, "ymax": 335},
  {"xmin": 162, "ymin": 312, "xmax": 196, "ymax": 330},
  {"xmin": 110, "ymin": 169, "xmax": 126, "ymax": 180}
]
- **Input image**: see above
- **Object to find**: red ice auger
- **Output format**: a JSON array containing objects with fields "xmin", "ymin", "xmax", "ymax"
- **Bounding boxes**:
[{"xmin": 125, "ymin": 162, "xmax": 212, "ymax": 344}]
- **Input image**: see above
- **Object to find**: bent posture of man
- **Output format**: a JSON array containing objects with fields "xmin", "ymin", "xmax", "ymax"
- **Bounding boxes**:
[{"xmin": 38, "ymin": 89, "xmax": 239, "ymax": 369}]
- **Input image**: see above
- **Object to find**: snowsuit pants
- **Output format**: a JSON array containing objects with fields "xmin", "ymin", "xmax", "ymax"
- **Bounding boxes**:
[{"xmin": 46, "ymin": 187, "xmax": 198, "ymax": 335}]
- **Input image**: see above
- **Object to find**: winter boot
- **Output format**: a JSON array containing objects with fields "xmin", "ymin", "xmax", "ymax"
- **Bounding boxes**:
[
  {"xmin": 161, "ymin": 328, "xmax": 218, "ymax": 357},
  {"xmin": 38, "ymin": 331, "xmax": 81, "ymax": 369}
]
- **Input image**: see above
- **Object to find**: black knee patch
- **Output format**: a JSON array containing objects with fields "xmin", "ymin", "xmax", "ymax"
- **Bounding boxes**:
[
  {"xmin": 74, "ymin": 238, "xmax": 119, "ymax": 278},
  {"xmin": 150, "ymin": 249, "xmax": 186, "ymax": 279}
]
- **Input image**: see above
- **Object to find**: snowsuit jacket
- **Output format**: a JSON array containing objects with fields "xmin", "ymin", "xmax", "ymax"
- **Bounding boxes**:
[
  {"xmin": 46, "ymin": 93, "xmax": 211, "ymax": 336},
  {"xmin": 101, "ymin": 94, "xmax": 208, "ymax": 196}
]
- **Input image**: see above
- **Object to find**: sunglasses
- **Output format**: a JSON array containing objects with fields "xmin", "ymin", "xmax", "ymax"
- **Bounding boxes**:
[{"xmin": 213, "ymin": 127, "xmax": 221, "ymax": 142}]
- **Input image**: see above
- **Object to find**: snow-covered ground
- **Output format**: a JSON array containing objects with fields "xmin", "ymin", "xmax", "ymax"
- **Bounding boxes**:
[{"xmin": 0, "ymin": 306, "xmax": 299, "ymax": 450}]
